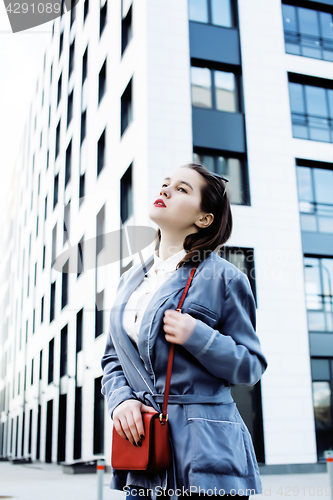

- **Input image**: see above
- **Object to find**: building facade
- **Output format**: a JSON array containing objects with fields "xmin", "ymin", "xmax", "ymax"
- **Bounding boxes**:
[{"xmin": 0, "ymin": 0, "xmax": 333, "ymax": 470}]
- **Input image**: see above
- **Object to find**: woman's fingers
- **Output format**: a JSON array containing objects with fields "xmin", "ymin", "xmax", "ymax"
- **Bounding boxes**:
[
  {"xmin": 141, "ymin": 403, "xmax": 158, "ymax": 414},
  {"xmin": 112, "ymin": 400, "xmax": 159, "ymax": 444}
]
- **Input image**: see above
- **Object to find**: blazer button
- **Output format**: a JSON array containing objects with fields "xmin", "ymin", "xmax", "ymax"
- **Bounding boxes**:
[{"xmin": 134, "ymin": 313, "xmax": 138, "ymax": 323}]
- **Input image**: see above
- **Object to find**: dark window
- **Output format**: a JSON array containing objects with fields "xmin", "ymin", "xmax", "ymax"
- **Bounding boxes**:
[
  {"xmin": 31, "ymin": 359, "xmax": 34, "ymax": 385},
  {"xmin": 77, "ymin": 236, "xmax": 84, "ymax": 277},
  {"xmin": 191, "ymin": 65, "xmax": 239, "ymax": 112},
  {"xmin": 36, "ymin": 404, "xmax": 41, "ymax": 459},
  {"xmin": 282, "ymin": 4, "xmax": 333, "ymax": 62},
  {"xmin": 28, "ymin": 409, "xmax": 32, "ymax": 454},
  {"xmin": 57, "ymin": 73, "xmax": 62, "ymax": 106},
  {"xmin": 65, "ymin": 141, "xmax": 72, "ymax": 187},
  {"xmin": 82, "ymin": 46, "xmax": 88, "ymax": 84},
  {"xmin": 81, "ymin": 110, "xmax": 86, "ymax": 144},
  {"xmin": 98, "ymin": 59, "xmax": 107, "ymax": 104},
  {"xmin": 59, "ymin": 32, "xmax": 63, "ymax": 59},
  {"xmin": 46, "ymin": 150, "xmax": 50, "ymax": 170},
  {"xmin": 41, "ymin": 296, "xmax": 44, "ymax": 323},
  {"xmin": 70, "ymin": 0, "xmax": 76, "ymax": 26},
  {"xmin": 219, "ymin": 246, "xmax": 257, "ymax": 304},
  {"xmin": 79, "ymin": 173, "xmax": 85, "ymax": 206},
  {"xmin": 189, "ymin": 0, "xmax": 235, "ymax": 28},
  {"xmin": 311, "ymin": 358, "xmax": 333, "ymax": 461},
  {"xmin": 40, "ymin": 131, "xmax": 43, "ymax": 148},
  {"xmin": 100, "ymin": 1, "xmax": 107, "ymax": 37},
  {"xmin": 48, "ymin": 338, "xmax": 54, "ymax": 384},
  {"xmin": 53, "ymin": 173, "xmax": 59, "ymax": 209},
  {"xmin": 61, "ymin": 260, "xmax": 69, "ymax": 309},
  {"xmin": 48, "ymin": 106, "xmax": 51, "ymax": 127},
  {"xmin": 97, "ymin": 128, "xmax": 106, "ymax": 176},
  {"xmin": 36, "ymin": 216, "xmax": 39, "ymax": 237},
  {"xmin": 121, "ymin": 78, "xmax": 133, "ymax": 136},
  {"xmin": 96, "ymin": 205, "xmax": 105, "ymax": 255},
  {"xmin": 296, "ymin": 159, "xmax": 333, "ymax": 233},
  {"xmin": 84, "ymin": 0, "xmax": 89, "ymax": 21},
  {"xmin": 76, "ymin": 308, "xmax": 83, "ymax": 352},
  {"xmin": 50, "ymin": 62, "xmax": 53, "ymax": 83},
  {"xmin": 93, "ymin": 376, "xmax": 104, "ymax": 454},
  {"xmin": 45, "ymin": 400, "xmax": 53, "ymax": 462},
  {"xmin": 50, "ymin": 281, "xmax": 56, "ymax": 322},
  {"xmin": 95, "ymin": 290, "xmax": 104, "ymax": 338},
  {"xmin": 55, "ymin": 120, "xmax": 61, "ymax": 159},
  {"xmin": 193, "ymin": 149, "xmax": 248, "ymax": 204},
  {"xmin": 45, "ymin": 195, "xmax": 48, "ymax": 220},
  {"xmin": 34, "ymin": 262, "xmax": 37, "ymax": 286},
  {"xmin": 57, "ymin": 394, "xmax": 67, "ymax": 462},
  {"xmin": 39, "ymin": 350, "xmax": 43, "ymax": 380},
  {"xmin": 69, "ymin": 40, "xmax": 75, "ymax": 77},
  {"xmin": 121, "ymin": 4, "xmax": 133, "ymax": 54},
  {"xmin": 63, "ymin": 201, "xmax": 71, "ymax": 244},
  {"xmin": 74, "ymin": 387, "xmax": 82, "ymax": 459},
  {"xmin": 67, "ymin": 90, "xmax": 73, "ymax": 127},
  {"xmin": 42, "ymin": 245, "xmax": 46, "ymax": 270},
  {"xmin": 120, "ymin": 164, "xmax": 133, "ymax": 223},
  {"xmin": 304, "ymin": 256, "xmax": 333, "ymax": 333},
  {"xmin": 288, "ymin": 74, "xmax": 333, "ymax": 143},
  {"xmin": 60, "ymin": 325, "xmax": 68, "ymax": 377}
]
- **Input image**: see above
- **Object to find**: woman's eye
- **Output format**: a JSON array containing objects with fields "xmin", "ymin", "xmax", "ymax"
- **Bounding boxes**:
[{"xmin": 161, "ymin": 184, "xmax": 187, "ymax": 193}]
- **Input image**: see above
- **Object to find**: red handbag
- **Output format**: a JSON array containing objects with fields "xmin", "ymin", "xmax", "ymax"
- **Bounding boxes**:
[{"xmin": 111, "ymin": 263, "xmax": 198, "ymax": 473}]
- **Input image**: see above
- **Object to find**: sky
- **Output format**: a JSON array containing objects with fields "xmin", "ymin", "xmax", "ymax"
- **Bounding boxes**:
[{"xmin": 0, "ymin": 1, "xmax": 53, "ymax": 207}]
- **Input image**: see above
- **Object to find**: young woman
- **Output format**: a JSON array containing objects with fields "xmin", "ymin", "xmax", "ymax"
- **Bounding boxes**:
[{"xmin": 101, "ymin": 163, "xmax": 268, "ymax": 500}]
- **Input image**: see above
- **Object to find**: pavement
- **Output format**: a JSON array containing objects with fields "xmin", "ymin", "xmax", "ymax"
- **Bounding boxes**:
[{"xmin": 0, "ymin": 461, "xmax": 331, "ymax": 500}]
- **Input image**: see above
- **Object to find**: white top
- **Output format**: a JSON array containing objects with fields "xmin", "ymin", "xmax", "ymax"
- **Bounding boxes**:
[{"xmin": 123, "ymin": 248, "xmax": 187, "ymax": 345}]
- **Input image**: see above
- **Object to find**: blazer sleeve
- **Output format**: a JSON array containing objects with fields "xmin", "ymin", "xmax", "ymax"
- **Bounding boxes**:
[
  {"xmin": 182, "ymin": 271, "xmax": 267, "ymax": 386},
  {"xmin": 101, "ymin": 274, "xmax": 138, "ymax": 419}
]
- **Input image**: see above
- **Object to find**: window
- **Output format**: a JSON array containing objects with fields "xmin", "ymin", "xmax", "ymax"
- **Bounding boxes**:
[
  {"xmin": 96, "ymin": 205, "xmax": 105, "ymax": 256},
  {"xmin": 50, "ymin": 62, "xmax": 53, "ymax": 83},
  {"xmin": 52, "ymin": 224, "xmax": 57, "ymax": 265},
  {"xmin": 82, "ymin": 46, "xmax": 88, "ymax": 84},
  {"xmin": 100, "ymin": 1, "xmax": 107, "ymax": 37},
  {"xmin": 45, "ymin": 196, "xmax": 48, "ymax": 220},
  {"xmin": 46, "ymin": 150, "xmax": 49, "ymax": 170},
  {"xmin": 61, "ymin": 260, "xmax": 69, "ymax": 309},
  {"xmin": 42, "ymin": 245, "xmax": 46, "ymax": 270},
  {"xmin": 53, "ymin": 173, "xmax": 59, "ymax": 208},
  {"xmin": 36, "ymin": 215, "xmax": 39, "ymax": 237},
  {"xmin": 39, "ymin": 350, "xmax": 43, "ymax": 380},
  {"xmin": 41, "ymin": 296, "xmax": 44, "ymax": 323},
  {"xmin": 84, "ymin": 0, "xmax": 89, "ymax": 21},
  {"xmin": 63, "ymin": 201, "xmax": 71, "ymax": 244},
  {"xmin": 193, "ymin": 150, "xmax": 246, "ymax": 204},
  {"xmin": 81, "ymin": 110, "xmax": 86, "ymax": 144},
  {"xmin": 296, "ymin": 160, "xmax": 333, "ymax": 233},
  {"xmin": 31, "ymin": 359, "xmax": 34, "ymax": 385},
  {"xmin": 219, "ymin": 246, "xmax": 257, "ymax": 304},
  {"xmin": 311, "ymin": 359, "xmax": 333, "ymax": 461},
  {"xmin": 34, "ymin": 262, "xmax": 37, "ymax": 286},
  {"xmin": 48, "ymin": 338, "xmax": 54, "ymax": 384},
  {"xmin": 97, "ymin": 128, "xmax": 106, "ymax": 176},
  {"xmin": 60, "ymin": 325, "xmax": 68, "ymax": 377},
  {"xmin": 282, "ymin": 4, "xmax": 333, "ymax": 61},
  {"xmin": 191, "ymin": 65, "xmax": 239, "ymax": 112},
  {"xmin": 79, "ymin": 173, "xmax": 85, "ymax": 206},
  {"xmin": 69, "ymin": 40, "xmax": 75, "ymax": 77},
  {"xmin": 122, "ymin": 4, "xmax": 133, "ymax": 54},
  {"xmin": 304, "ymin": 256, "xmax": 333, "ymax": 333},
  {"xmin": 120, "ymin": 164, "xmax": 133, "ymax": 223},
  {"xmin": 55, "ymin": 120, "xmax": 61, "ymax": 159},
  {"xmin": 93, "ymin": 376, "xmax": 104, "ymax": 454},
  {"xmin": 77, "ymin": 236, "xmax": 84, "ymax": 277},
  {"xmin": 67, "ymin": 90, "xmax": 73, "ymax": 127},
  {"xmin": 76, "ymin": 308, "xmax": 83, "ymax": 352},
  {"xmin": 95, "ymin": 291, "xmax": 104, "ymax": 338},
  {"xmin": 48, "ymin": 106, "xmax": 51, "ymax": 127},
  {"xmin": 57, "ymin": 73, "xmax": 62, "ymax": 106},
  {"xmin": 98, "ymin": 59, "xmax": 107, "ymax": 104},
  {"xmin": 288, "ymin": 75, "xmax": 333, "ymax": 142},
  {"xmin": 121, "ymin": 78, "xmax": 133, "ymax": 135},
  {"xmin": 50, "ymin": 281, "xmax": 56, "ymax": 322},
  {"xmin": 188, "ymin": 0, "xmax": 235, "ymax": 28},
  {"xmin": 59, "ymin": 31, "xmax": 63, "ymax": 59},
  {"xmin": 70, "ymin": 0, "xmax": 76, "ymax": 26},
  {"xmin": 65, "ymin": 141, "xmax": 72, "ymax": 187}
]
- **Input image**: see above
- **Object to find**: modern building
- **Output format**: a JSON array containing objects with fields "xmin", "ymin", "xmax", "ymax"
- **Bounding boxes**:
[{"xmin": 0, "ymin": 0, "xmax": 333, "ymax": 472}]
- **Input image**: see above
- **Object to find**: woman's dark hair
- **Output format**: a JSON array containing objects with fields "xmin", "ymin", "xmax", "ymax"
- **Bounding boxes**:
[{"xmin": 154, "ymin": 162, "xmax": 233, "ymax": 270}]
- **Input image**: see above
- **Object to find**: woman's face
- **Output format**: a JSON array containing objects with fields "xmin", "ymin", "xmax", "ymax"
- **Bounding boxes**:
[{"xmin": 149, "ymin": 167, "xmax": 212, "ymax": 234}]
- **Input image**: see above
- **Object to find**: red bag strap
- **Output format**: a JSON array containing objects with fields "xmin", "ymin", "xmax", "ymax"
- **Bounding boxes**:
[{"xmin": 160, "ymin": 263, "xmax": 199, "ymax": 422}]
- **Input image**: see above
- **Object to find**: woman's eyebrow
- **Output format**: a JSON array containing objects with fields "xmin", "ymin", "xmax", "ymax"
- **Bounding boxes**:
[{"xmin": 163, "ymin": 177, "xmax": 194, "ymax": 191}]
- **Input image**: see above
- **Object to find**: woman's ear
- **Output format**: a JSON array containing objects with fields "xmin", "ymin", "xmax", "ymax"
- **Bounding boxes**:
[{"xmin": 195, "ymin": 213, "xmax": 214, "ymax": 229}]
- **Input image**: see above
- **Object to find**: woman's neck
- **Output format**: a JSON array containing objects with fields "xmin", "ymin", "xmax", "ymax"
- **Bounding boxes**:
[{"xmin": 157, "ymin": 235, "xmax": 184, "ymax": 261}]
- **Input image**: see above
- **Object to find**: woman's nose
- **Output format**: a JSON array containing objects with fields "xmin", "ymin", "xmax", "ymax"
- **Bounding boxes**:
[{"xmin": 160, "ymin": 186, "xmax": 169, "ymax": 197}]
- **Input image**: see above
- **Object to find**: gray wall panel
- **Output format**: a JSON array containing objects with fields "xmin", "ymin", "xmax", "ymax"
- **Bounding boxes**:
[
  {"xmin": 310, "ymin": 333, "xmax": 333, "ymax": 356},
  {"xmin": 192, "ymin": 107, "xmax": 246, "ymax": 152},
  {"xmin": 189, "ymin": 22, "xmax": 240, "ymax": 66},
  {"xmin": 302, "ymin": 232, "xmax": 333, "ymax": 256}
]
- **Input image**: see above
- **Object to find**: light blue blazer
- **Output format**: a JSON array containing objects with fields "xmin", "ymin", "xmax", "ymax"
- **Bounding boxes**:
[{"xmin": 101, "ymin": 250, "xmax": 268, "ymax": 497}]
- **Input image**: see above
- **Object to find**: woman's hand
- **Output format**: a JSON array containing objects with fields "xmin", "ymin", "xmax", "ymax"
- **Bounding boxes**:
[
  {"xmin": 163, "ymin": 310, "xmax": 197, "ymax": 345},
  {"xmin": 112, "ymin": 399, "xmax": 158, "ymax": 446}
]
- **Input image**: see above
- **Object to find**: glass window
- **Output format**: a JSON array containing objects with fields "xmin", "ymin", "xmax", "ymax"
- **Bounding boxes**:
[
  {"xmin": 320, "ymin": 12, "xmax": 333, "ymax": 40},
  {"xmin": 282, "ymin": 4, "xmax": 297, "ymax": 32},
  {"xmin": 189, "ymin": 0, "xmax": 208, "ymax": 23},
  {"xmin": 211, "ymin": 0, "xmax": 232, "ymax": 28},
  {"xmin": 299, "ymin": 7, "xmax": 319, "ymax": 37},
  {"xmin": 304, "ymin": 257, "xmax": 333, "ymax": 332},
  {"xmin": 314, "ymin": 169, "xmax": 333, "ymax": 205},
  {"xmin": 191, "ymin": 67, "xmax": 212, "ymax": 108},
  {"xmin": 305, "ymin": 86, "xmax": 328, "ymax": 117},
  {"xmin": 296, "ymin": 166, "xmax": 314, "ymax": 202},
  {"xmin": 289, "ymin": 83, "xmax": 305, "ymax": 113},
  {"xmin": 214, "ymin": 70, "xmax": 237, "ymax": 112}
]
